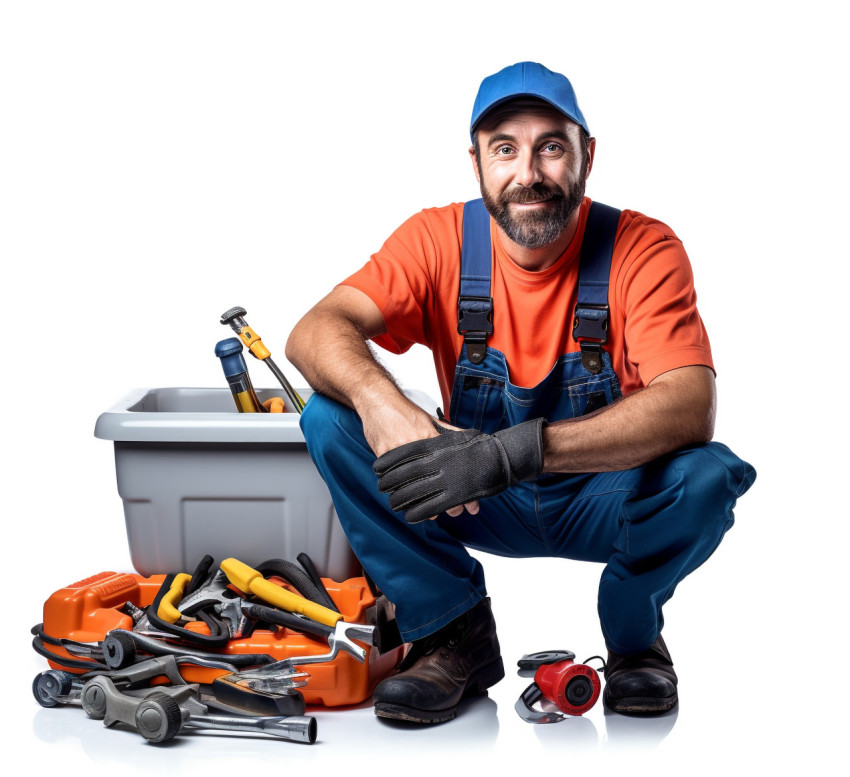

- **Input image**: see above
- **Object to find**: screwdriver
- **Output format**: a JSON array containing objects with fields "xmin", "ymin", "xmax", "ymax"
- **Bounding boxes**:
[{"xmin": 220, "ymin": 306, "xmax": 305, "ymax": 414}]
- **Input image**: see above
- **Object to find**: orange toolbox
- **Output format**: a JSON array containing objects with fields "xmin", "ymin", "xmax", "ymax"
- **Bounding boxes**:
[{"xmin": 39, "ymin": 570, "xmax": 403, "ymax": 707}]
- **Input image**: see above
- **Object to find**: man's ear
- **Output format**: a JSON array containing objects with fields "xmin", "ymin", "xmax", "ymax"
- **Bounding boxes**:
[
  {"xmin": 585, "ymin": 137, "xmax": 597, "ymax": 179},
  {"xmin": 469, "ymin": 146, "xmax": 481, "ymax": 184}
]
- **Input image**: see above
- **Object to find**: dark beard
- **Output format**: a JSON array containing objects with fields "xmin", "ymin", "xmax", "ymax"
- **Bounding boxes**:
[{"xmin": 480, "ymin": 174, "xmax": 586, "ymax": 250}]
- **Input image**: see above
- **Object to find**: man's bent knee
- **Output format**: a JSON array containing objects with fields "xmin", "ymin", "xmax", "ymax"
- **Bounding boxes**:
[
  {"xmin": 624, "ymin": 442, "xmax": 754, "ymax": 556},
  {"xmin": 671, "ymin": 442, "xmax": 756, "ymax": 506},
  {"xmin": 300, "ymin": 393, "xmax": 369, "ymax": 463}
]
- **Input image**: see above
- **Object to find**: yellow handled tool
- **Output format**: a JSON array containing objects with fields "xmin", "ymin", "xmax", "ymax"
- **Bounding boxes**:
[
  {"xmin": 157, "ymin": 573, "xmax": 193, "ymax": 624},
  {"xmin": 220, "ymin": 558, "xmax": 342, "ymax": 628}
]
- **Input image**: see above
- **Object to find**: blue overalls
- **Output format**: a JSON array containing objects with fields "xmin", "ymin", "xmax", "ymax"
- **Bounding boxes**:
[{"xmin": 301, "ymin": 200, "xmax": 756, "ymax": 654}]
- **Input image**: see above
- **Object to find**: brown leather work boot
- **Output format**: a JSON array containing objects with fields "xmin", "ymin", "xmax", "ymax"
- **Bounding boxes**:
[
  {"xmin": 372, "ymin": 597, "xmax": 504, "ymax": 724},
  {"xmin": 603, "ymin": 634, "xmax": 679, "ymax": 716}
]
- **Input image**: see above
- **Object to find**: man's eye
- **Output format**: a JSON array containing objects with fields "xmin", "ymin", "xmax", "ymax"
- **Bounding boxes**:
[
  {"xmin": 543, "ymin": 143, "xmax": 563, "ymax": 153},
  {"xmin": 496, "ymin": 146, "xmax": 514, "ymax": 155}
]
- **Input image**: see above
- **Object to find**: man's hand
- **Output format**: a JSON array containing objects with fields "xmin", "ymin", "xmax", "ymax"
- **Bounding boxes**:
[
  {"xmin": 359, "ymin": 401, "xmax": 440, "ymax": 458},
  {"xmin": 360, "ymin": 410, "xmax": 480, "ymax": 519},
  {"xmin": 373, "ymin": 419, "xmax": 545, "ymax": 523}
]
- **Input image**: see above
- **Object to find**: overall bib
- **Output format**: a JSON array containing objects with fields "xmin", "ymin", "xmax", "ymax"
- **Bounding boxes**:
[
  {"xmin": 450, "ymin": 198, "xmax": 623, "ymax": 433},
  {"xmin": 300, "ymin": 200, "xmax": 756, "ymax": 652}
]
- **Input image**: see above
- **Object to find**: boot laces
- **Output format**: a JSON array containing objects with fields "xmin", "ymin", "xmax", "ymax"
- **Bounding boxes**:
[{"xmin": 400, "ymin": 615, "xmax": 469, "ymax": 669}]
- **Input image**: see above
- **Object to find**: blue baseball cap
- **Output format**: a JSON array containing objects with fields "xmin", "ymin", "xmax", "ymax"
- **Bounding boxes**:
[{"xmin": 470, "ymin": 62, "xmax": 589, "ymax": 140}]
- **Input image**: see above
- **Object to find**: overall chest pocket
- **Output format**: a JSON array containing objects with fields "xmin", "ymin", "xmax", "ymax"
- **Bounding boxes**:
[
  {"xmin": 567, "ymin": 371, "xmax": 623, "ymax": 416},
  {"xmin": 451, "ymin": 374, "xmax": 507, "ymax": 433}
]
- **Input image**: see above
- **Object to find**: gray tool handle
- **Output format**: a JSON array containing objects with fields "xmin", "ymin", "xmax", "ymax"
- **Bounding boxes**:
[
  {"xmin": 131, "ymin": 689, "xmax": 317, "ymax": 744},
  {"xmin": 106, "ymin": 654, "xmax": 187, "ymax": 687},
  {"xmin": 80, "ymin": 676, "xmax": 198, "ymax": 728},
  {"xmin": 33, "ymin": 657, "xmax": 186, "ymax": 708},
  {"xmin": 184, "ymin": 713, "xmax": 317, "ymax": 744}
]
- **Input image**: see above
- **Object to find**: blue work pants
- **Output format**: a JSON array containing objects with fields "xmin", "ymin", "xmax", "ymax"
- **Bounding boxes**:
[{"xmin": 301, "ymin": 394, "xmax": 755, "ymax": 654}]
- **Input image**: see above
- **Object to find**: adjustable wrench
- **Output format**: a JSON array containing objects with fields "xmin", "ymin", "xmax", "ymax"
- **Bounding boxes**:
[
  {"xmin": 178, "ymin": 570, "xmax": 254, "ymax": 638},
  {"xmin": 228, "ymin": 619, "xmax": 375, "ymax": 694}
]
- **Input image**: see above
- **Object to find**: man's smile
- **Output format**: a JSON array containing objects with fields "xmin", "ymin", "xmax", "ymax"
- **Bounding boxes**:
[{"xmin": 511, "ymin": 199, "xmax": 556, "ymax": 208}]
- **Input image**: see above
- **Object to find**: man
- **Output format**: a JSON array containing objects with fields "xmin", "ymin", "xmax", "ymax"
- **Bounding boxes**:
[{"xmin": 286, "ymin": 62, "xmax": 755, "ymax": 724}]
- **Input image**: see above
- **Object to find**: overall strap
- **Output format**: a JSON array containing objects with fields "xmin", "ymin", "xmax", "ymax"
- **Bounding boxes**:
[
  {"xmin": 573, "ymin": 201, "xmax": 622, "ymax": 374},
  {"xmin": 457, "ymin": 198, "xmax": 493, "ymax": 365}
]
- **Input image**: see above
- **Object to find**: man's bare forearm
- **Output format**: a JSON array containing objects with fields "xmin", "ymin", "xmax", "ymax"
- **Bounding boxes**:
[
  {"xmin": 542, "ymin": 366, "xmax": 716, "ymax": 473},
  {"xmin": 286, "ymin": 306, "xmax": 396, "ymax": 410},
  {"xmin": 286, "ymin": 288, "xmax": 438, "ymax": 456}
]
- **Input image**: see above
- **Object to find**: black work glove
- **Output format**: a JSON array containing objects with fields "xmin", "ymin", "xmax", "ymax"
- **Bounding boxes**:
[{"xmin": 373, "ymin": 418, "xmax": 546, "ymax": 524}]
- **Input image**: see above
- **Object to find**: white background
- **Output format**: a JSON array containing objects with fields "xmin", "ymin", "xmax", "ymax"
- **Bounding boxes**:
[{"xmin": 2, "ymin": 1, "xmax": 846, "ymax": 774}]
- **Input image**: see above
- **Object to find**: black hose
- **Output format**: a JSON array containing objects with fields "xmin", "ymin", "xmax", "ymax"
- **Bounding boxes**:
[
  {"xmin": 185, "ymin": 554, "xmax": 215, "ymax": 596},
  {"xmin": 31, "ymin": 635, "xmax": 109, "ymax": 671},
  {"xmin": 255, "ymin": 558, "xmax": 329, "ymax": 607},
  {"xmin": 296, "ymin": 553, "xmax": 339, "ymax": 612},
  {"xmin": 146, "ymin": 574, "xmax": 231, "ymax": 648}
]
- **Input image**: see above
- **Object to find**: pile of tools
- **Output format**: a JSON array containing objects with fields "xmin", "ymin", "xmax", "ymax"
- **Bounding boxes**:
[{"xmin": 32, "ymin": 554, "xmax": 400, "ymax": 745}]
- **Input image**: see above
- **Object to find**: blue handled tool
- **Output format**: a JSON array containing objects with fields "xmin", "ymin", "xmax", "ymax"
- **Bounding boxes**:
[{"xmin": 215, "ymin": 337, "xmax": 265, "ymax": 413}]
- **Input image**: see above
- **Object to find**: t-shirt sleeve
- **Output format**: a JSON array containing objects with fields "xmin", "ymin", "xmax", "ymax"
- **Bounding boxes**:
[
  {"xmin": 616, "ymin": 217, "xmax": 715, "ymax": 385},
  {"xmin": 338, "ymin": 211, "xmax": 440, "ymax": 355}
]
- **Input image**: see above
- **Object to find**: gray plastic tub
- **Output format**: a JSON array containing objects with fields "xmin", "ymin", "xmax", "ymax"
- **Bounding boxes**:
[{"xmin": 95, "ymin": 387, "xmax": 437, "ymax": 579}]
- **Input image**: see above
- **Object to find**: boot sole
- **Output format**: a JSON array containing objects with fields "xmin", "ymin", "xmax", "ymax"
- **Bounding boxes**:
[
  {"xmin": 374, "ymin": 702, "xmax": 459, "ymax": 724},
  {"xmin": 374, "ymin": 656, "xmax": 505, "ymax": 725},
  {"xmin": 603, "ymin": 686, "xmax": 678, "ymax": 716}
]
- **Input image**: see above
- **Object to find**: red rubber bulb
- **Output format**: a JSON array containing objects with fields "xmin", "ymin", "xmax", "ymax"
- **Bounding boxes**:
[{"xmin": 534, "ymin": 658, "xmax": 601, "ymax": 716}]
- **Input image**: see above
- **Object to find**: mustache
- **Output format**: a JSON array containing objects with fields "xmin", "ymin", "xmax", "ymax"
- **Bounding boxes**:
[{"xmin": 500, "ymin": 184, "xmax": 566, "ymax": 205}]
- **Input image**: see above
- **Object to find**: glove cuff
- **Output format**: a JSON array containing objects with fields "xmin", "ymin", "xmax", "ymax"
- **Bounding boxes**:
[{"xmin": 493, "ymin": 418, "xmax": 546, "ymax": 483}]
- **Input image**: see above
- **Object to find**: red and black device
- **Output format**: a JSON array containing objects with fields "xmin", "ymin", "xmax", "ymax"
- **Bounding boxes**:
[{"xmin": 515, "ymin": 650, "xmax": 602, "ymax": 724}]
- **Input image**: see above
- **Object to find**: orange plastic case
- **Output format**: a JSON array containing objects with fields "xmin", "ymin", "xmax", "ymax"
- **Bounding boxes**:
[{"xmin": 40, "ymin": 571, "xmax": 403, "ymax": 707}]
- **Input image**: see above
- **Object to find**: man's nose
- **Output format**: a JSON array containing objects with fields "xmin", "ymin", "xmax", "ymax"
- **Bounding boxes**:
[{"xmin": 514, "ymin": 151, "xmax": 544, "ymax": 187}]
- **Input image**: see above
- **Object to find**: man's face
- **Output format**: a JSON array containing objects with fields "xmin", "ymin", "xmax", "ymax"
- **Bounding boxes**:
[{"xmin": 471, "ymin": 101, "xmax": 593, "ymax": 250}]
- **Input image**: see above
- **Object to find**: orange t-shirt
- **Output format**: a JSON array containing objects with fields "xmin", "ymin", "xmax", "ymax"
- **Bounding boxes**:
[{"xmin": 341, "ymin": 197, "xmax": 713, "ymax": 415}]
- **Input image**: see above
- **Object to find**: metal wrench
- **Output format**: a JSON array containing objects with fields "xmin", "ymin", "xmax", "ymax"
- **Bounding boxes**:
[
  {"xmin": 241, "ymin": 602, "xmax": 374, "ymax": 662},
  {"xmin": 230, "ymin": 619, "xmax": 375, "ymax": 694},
  {"xmin": 178, "ymin": 570, "xmax": 253, "ymax": 638},
  {"xmin": 137, "ymin": 691, "xmax": 317, "ymax": 744}
]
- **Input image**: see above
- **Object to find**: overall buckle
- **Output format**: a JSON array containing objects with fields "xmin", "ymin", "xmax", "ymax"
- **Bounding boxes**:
[
  {"xmin": 572, "ymin": 305, "xmax": 609, "ymax": 343},
  {"xmin": 573, "ymin": 304, "xmax": 609, "ymax": 375},
  {"xmin": 458, "ymin": 296, "xmax": 493, "ymax": 365}
]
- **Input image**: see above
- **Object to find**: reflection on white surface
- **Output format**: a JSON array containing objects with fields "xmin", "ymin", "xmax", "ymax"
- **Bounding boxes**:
[
  {"xmin": 30, "ymin": 687, "xmax": 678, "ymax": 763},
  {"xmin": 531, "ymin": 713, "xmax": 601, "ymax": 750},
  {"xmin": 601, "ymin": 705, "xmax": 678, "ymax": 749},
  {"xmin": 372, "ymin": 694, "xmax": 500, "ymax": 747}
]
